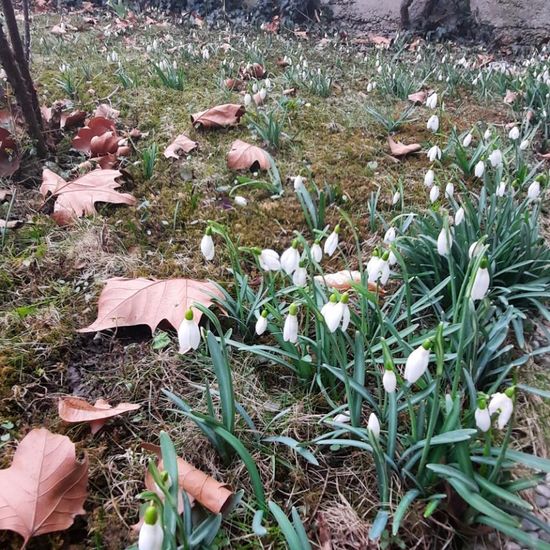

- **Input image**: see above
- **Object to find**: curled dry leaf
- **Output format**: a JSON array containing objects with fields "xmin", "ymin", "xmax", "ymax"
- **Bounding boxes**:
[
  {"xmin": 388, "ymin": 136, "xmax": 421, "ymax": 157},
  {"xmin": 276, "ymin": 57, "xmax": 290, "ymax": 68},
  {"xmin": 504, "ymin": 89, "xmax": 519, "ymax": 104},
  {"xmin": 314, "ymin": 270, "xmax": 384, "ymax": 293},
  {"xmin": 0, "ymin": 428, "xmax": 88, "ymax": 546},
  {"xmin": 191, "ymin": 104, "xmax": 245, "ymax": 129},
  {"xmin": 40, "ymin": 168, "xmax": 136, "ymax": 225},
  {"xmin": 93, "ymin": 103, "xmax": 120, "ymax": 120},
  {"xmin": 72, "ymin": 116, "xmax": 117, "ymax": 155},
  {"xmin": 142, "ymin": 443, "xmax": 233, "ymax": 514},
  {"xmin": 78, "ymin": 277, "xmax": 224, "ymax": 333},
  {"xmin": 164, "ymin": 134, "xmax": 198, "ymax": 159},
  {"xmin": 239, "ymin": 63, "xmax": 266, "ymax": 80},
  {"xmin": 0, "ymin": 128, "xmax": 20, "ymax": 178},
  {"xmin": 41, "ymin": 101, "xmax": 86, "ymax": 131},
  {"xmin": 407, "ymin": 90, "xmax": 427, "ymax": 104},
  {"xmin": 253, "ymin": 91, "xmax": 265, "ymax": 106},
  {"xmin": 227, "ymin": 139, "xmax": 270, "ymax": 171},
  {"xmin": 0, "ymin": 189, "xmax": 12, "ymax": 202},
  {"xmin": 0, "ymin": 219, "xmax": 24, "ymax": 230},
  {"xmin": 58, "ymin": 396, "xmax": 140, "ymax": 434},
  {"xmin": 224, "ymin": 78, "xmax": 244, "ymax": 91},
  {"xmin": 368, "ymin": 34, "xmax": 391, "ymax": 47}
]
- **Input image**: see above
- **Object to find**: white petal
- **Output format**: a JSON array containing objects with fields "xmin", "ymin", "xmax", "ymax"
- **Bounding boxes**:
[
  {"xmin": 280, "ymin": 247, "xmax": 299, "ymax": 275},
  {"xmin": 292, "ymin": 267, "xmax": 307, "ymax": 287},
  {"xmin": 311, "ymin": 243, "xmax": 323, "ymax": 263},
  {"xmin": 324, "ymin": 232, "xmax": 339, "ymax": 256},
  {"xmin": 178, "ymin": 319, "xmax": 201, "ymax": 353},
  {"xmin": 475, "ymin": 408, "xmax": 491, "ymax": 432},
  {"xmin": 322, "ymin": 301, "xmax": 343, "ymax": 333},
  {"xmin": 383, "ymin": 370, "xmax": 396, "ymax": 393},
  {"xmin": 283, "ymin": 313, "xmax": 298, "ymax": 343},
  {"xmin": 139, "ymin": 522, "xmax": 164, "ymax": 550},
  {"xmin": 471, "ymin": 267, "xmax": 490, "ymax": 301},
  {"xmin": 255, "ymin": 315, "xmax": 267, "ymax": 336},
  {"xmin": 368, "ymin": 413, "xmax": 381, "ymax": 438},
  {"xmin": 200, "ymin": 234, "xmax": 215, "ymax": 261},
  {"xmin": 404, "ymin": 346, "xmax": 430, "ymax": 384}
]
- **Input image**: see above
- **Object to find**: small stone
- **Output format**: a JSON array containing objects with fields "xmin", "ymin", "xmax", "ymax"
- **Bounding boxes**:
[
  {"xmin": 504, "ymin": 542, "xmax": 521, "ymax": 550},
  {"xmin": 521, "ymin": 518, "xmax": 539, "ymax": 531},
  {"xmin": 535, "ymin": 494, "xmax": 548, "ymax": 508},
  {"xmin": 536, "ymin": 484, "xmax": 550, "ymax": 498}
]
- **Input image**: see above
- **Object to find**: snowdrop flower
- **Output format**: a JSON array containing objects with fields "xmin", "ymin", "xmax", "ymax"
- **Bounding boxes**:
[
  {"xmin": 427, "ymin": 145, "xmax": 442, "ymax": 162},
  {"xmin": 367, "ymin": 250, "xmax": 381, "ymax": 280},
  {"xmin": 280, "ymin": 239, "xmax": 300, "ymax": 275},
  {"xmin": 388, "ymin": 250, "xmax": 397, "ymax": 266},
  {"xmin": 496, "ymin": 181, "xmax": 506, "ymax": 197},
  {"xmin": 265, "ymin": 78, "xmax": 272, "ymax": 89},
  {"xmin": 324, "ymin": 225, "xmax": 340, "ymax": 257},
  {"xmin": 384, "ymin": 227, "xmax": 396, "ymax": 244},
  {"xmin": 200, "ymin": 228, "xmax": 214, "ymax": 261},
  {"xmin": 462, "ymin": 133, "xmax": 473, "ymax": 147},
  {"xmin": 368, "ymin": 413, "xmax": 380, "ymax": 439},
  {"xmin": 426, "ymin": 92, "xmax": 438, "ymax": 109},
  {"xmin": 367, "ymin": 82, "xmax": 374, "ymax": 92},
  {"xmin": 259, "ymin": 88, "xmax": 267, "ymax": 100},
  {"xmin": 404, "ymin": 340, "xmax": 431, "ymax": 384},
  {"xmin": 292, "ymin": 262, "xmax": 308, "ymax": 287},
  {"xmin": 178, "ymin": 310, "xmax": 201, "ymax": 354},
  {"xmin": 520, "ymin": 139, "xmax": 530, "ymax": 151},
  {"xmin": 475, "ymin": 398, "xmax": 491, "ymax": 432},
  {"xmin": 283, "ymin": 303, "xmax": 299, "ymax": 343},
  {"xmin": 484, "ymin": 128, "xmax": 491, "ymax": 140},
  {"xmin": 427, "ymin": 114, "xmax": 439, "ymax": 133},
  {"xmin": 321, "ymin": 294, "xmax": 342, "ymax": 333},
  {"xmin": 488, "ymin": 389, "xmax": 514, "ymax": 430},
  {"xmin": 474, "ymin": 160, "xmax": 485, "ymax": 178},
  {"xmin": 489, "ymin": 149, "xmax": 503, "ymax": 168},
  {"xmin": 445, "ymin": 182, "xmax": 454, "ymax": 199},
  {"xmin": 255, "ymin": 310, "xmax": 268, "ymax": 336},
  {"xmin": 508, "ymin": 126, "xmax": 520, "ymax": 140},
  {"xmin": 383, "ymin": 366, "xmax": 397, "ymax": 393},
  {"xmin": 455, "ymin": 207, "xmax": 465, "ymax": 226},
  {"xmin": 234, "ymin": 195, "xmax": 247, "ymax": 206},
  {"xmin": 252, "ymin": 82, "xmax": 258, "ymax": 93},
  {"xmin": 392, "ymin": 191, "xmax": 401, "ymax": 205},
  {"xmin": 424, "ymin": 169, "xmax": 435, "ymax": 188},
  {"xmin": 259, "ymin": 249, "xmax": 281, "ymax": 271},
  {"xmin": 311, "ymin": 241, "xmax": 323, "ymax": 263},
  {"xmin": 430, "ymin": 185, "xmax": 440, "ymax": 203},
  {"xmin": 471, "ymin": 258, "xmax": 490, "ymax": 301},
  {"xmin": 437, "ymin": 226, "xmax": 452, "ymax": 256},
  {"xmin": 201, "ymin": 47, "xmax": 209, "ymax": 60},
  {"xmin": 528, "ymin": 180, "xmax": 540, "ymax": 200},
  {"xmin": 139, "ymin": 504, "xmax": 163, "ymax": 550},
  {"xmin": 244, "ymin": 93, "xmax": 252, "ymax": 107},
  {"xmin": 468, "ymin": 240, "xmax": 484, "ymax": 258},
  {"xmin": 334, "ymin": 412, "xmax": 350, "ymax": 424},
  {"xmin": 294, "ymin": 175, "xmax": 304, "ymax": 191},
  {"xmin": 340, "ymin": 293, "xmax": 351, "ymax": 331}
]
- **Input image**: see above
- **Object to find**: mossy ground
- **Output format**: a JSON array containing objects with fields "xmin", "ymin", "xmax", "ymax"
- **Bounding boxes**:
[{"xmin": 0, "ymin": 8, "xmax": 548, "ymax": 549}]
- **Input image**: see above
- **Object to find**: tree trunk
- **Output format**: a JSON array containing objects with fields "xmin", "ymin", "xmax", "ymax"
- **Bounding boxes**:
[
  {"xmin": 22, "ymin": 0, "xmax": 31, "ymax": 62},
  {"xmin": 400, "ymin": 0, "xmax": 414, "ymax": 29}
]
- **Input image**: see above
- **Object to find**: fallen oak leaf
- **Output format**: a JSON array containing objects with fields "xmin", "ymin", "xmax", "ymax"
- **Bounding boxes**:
[
  {"xmin": 72, "ymin": 116, "xmax": 117, "ymax": 155},
  {"xmin": 93, "ymin": 103, "xmax": 120, "ymax": 120},
  {"xmin": 164, "ymin": 134, "xmax": 198, "ymax": 159},
  {"xmin": 239, "ymin": 63, "xmax": 266, "ymax": 80},
  {"xmin": 58, "ymin": 396, "xmax": 140, "ymax": 434},
  {"xmin": 78, "ymin": 277, "xmax": 224, "ymax": 334},
  {"xmin": 142, "ymin": 443, "xmax": 234, "ymax": 515},
  {"xmin": 407, "ymin": 90, "xmax": 427, "ymax": 104},
  {"xmin": 40, "ymin": 168, "xmax": 135, "ymax": 225},
  {"xmin": 227, "ymin": 139, "xmax": 270, "ymax": 171},
  {"xmin": 0, "ymin": 428, "xmax": 88, "ymax": 546},
  {"xmin": 388, "ymin": 136, "xmax": 421, "ymax": 157},
  {"xmin": 191, "ymin": 104, "xmax": 245, "ymax": 129}
]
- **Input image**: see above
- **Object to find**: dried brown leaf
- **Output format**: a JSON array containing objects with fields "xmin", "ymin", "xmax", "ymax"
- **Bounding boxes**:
[
  {"xmin": 164, "ymin": 134, "xmax": 198, "ymax": 159},
  {"xmin": 78, "ymin": 277, "xmax": 224, "ymax": 333},
  {"xmin": 93, "ymin": 103, "xmax": 120, "ymax": 120},
  {"xmin": 0, "ymin": 128, "xmax": 20, "ymax": 178},
  {"xmin": 40, "ymin": 168, "xmax": 135, "ymax": 225},
  {"xmin": 227, "ymin": 139, "xmax": 270, "ymax": 171},
  {"xmin": 407, "ymin": 90, "xmax": 427, "ymax": 104},
  {"xmin": 72, "ymin": 117, "xmax": 117, "ymax": 155},
  {"xmin": 191, "ymin": 104, "xmax": 245, "ymax": 129},
  {"xmin": 58, "ymin": 396, "xmax": 140, "ymax": 434},
  {"xmin": 0, "ymin": 428, "xmax": 88, "ymax": 545},
  {"xmin": 504, "ymin": 89, "xmax": 519, "ymax": 104}
]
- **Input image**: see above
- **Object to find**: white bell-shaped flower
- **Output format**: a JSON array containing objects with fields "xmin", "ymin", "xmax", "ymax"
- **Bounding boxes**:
[
  {"xmin": 496, "ymin": 181, "xmax": 506, "ymax": 197},
  {"xmin": 384, "ymin": 227, "xmax": 396, "ymax": 243},
  {"xmin": 474, "ymin": 160, "xmax": 485, "ymax": 178},
  {"xmin": 427, "ymin": 114, "xmax": 439, "ymax": 133},
  {"xmin": 283, "ymin": 303, "xmax": 299, "ymax": 343},
  {"xmin": 255, "ymin": 310, "xmax": 268, "ymax": 335},
  {"xmin": 429, "ymin": 184, "xmax": 440, "ymax": 203},
  {"xmin": 424, "ymin": 169, "xmax": 435, "ymax": 187},
  {"xmin": 280, "ymin": 240, "xmax": 300, "ymax": 275},
  {"xmin": 392, "ymin": 191, "xmax": 401, "ymax": 205},
  {"xmin": 178, "ymin": 310, "xmax": 201, "ymax": 353},
  {"xmin": 426, "ymin": 92, "xmax": 438, "ymax": 109},
  {"xmin": 475, "ymin": 400, "xmax": 491, "ymax": 432},
  {"xmin": 311, "ymin": 241, "xmax": 323, "ymax": 263},
  {"xmin": 520, "ymin": 139, "xmax": 529, "ymax": 151},
  {"xmin": 321, "ymin": 295, "xmax": 343, "ymax": 333},
  {"xmin": 528, "ymin": 180, "xmax": 540, "ymax": 200},
  {"xmin": 488, "ymin": 390, "xmax": 514, "ymax": 430},
  {"xmin": 383, "ymin": 368, "xmax": 397, "ymax": 393},
  {"xmin": 294, "ymin": 175, "xmax": 304, "ymax": 191},
  {"xmin": 489, "ymin": 149, "xmax": 503, "ymax": 167},
  {"xmin": 468, "ymin": 240, "xmax": 484, "ymax": 258},
  {"xmin": 368, "ymin": 413, "xmax": 381, "ymax": 439},
  {"xmin": 244, "ymin": 93, "xmax": 252, "ymax": 107},
  {"xmin": 334, "ymin": 412, "xmax": 350, "ymax": 424},
  {"xmin": 259, "ymin": 249, "xmax": 281, "ymax": 271},
  {"xmin": 445, "ymin": 183, "xmax": 454, "ymax": 198},
  {"xmin": 484, "ymin": 128, "xmax": 491, "ymax": 140},
  {"xmin": 200, "ymin": 230, "xmax": 215, "ymax": 261},
  {"xmin": 437, "ymin": 226, "xmax": 452, "ymax": 256},
  {"xmin": 324, "ymin": 225, "xmax": 340, "ymax": 256},
  {"xmin": 427, "ymin": 145, "xmax": 442, "ymax": 162},
  {"xmin": 471, "ymin": 258, "xmax": 490, "ymax": 301},
  {"xmin": 139, "ymin": 505, "xmax": 164, "ymax": 550},
  {"xmin": 404, "ymin": 340, "xmax": 431, "ymax": 384},
  {"xmin": 508, "ymin": 126, "xmax": 520, "ymax": 140},
  {"xmin": 462, "ymin": 133, "xmax": 473, "ymax": 147},
  {"xmin": 234, "ymin": 195, "xmax": 247, "ymax": 206},
  {"xmin": 292, "ymin": 264, "xmax": 307, "ymax": 287},
  {"xmin": 455, "ymin": 207, "xmax": 465, "ymax": 226}
]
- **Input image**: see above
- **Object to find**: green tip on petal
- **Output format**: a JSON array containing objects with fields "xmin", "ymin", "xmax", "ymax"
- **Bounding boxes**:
[
  {"xmin": 329, "ymin": 293, "xmax": 338, "ymax": 303},
  {"xmin": 144, "ymin": 504, "xmax": 158, "ymax": 525},
  {"xmin": 261, "ymin": 309, "xmax": 268, "ymax": 318},
  {"xmin": 340, "ymin": 292, "xmax": 349, "ymax": 304},
  {"xmin": 289, "ymin": 303, "xmax": 298, "ymax": 316},
  {"xmin": 205, "ymin": 226, "xmax": 213, "ymax": 236},
  {"xmin": 504, "ymin": 386, "xmax": 515, "ymax": 398},
  {"xmin": 334, "ymin": 224, "xmax": 341, "ymax": 234},
  {"xmin": 291, "ymin": 238, "xmax": 299, "ymax": 249},
  {"xmin": 480, "ymin": 257, "xmax": 488, "ymax": 269},
  {"xmin": 382, "ymin": 251, "xmax": 390, "ymax": 261},
  {"xmin": 299, "ymin": 260, "xmax": 306, "ymax": 268},
  {"xmin": 384, "ymin": 362, "xmax": 394, "ymax": 372},
  {"xmin": 185, "ymin": 309, "xmax": 194, "ymax": 321},
  {"xmin": 314, "ymin": 239, "xmax": 320, "ymax": 245},
  {"xmin": 477, "ymin": 397, "xmax": 487, "ymax": 409},
  {"xmin": 422, "ymin": 339, "xmax": 432, "ymax": 350}
]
